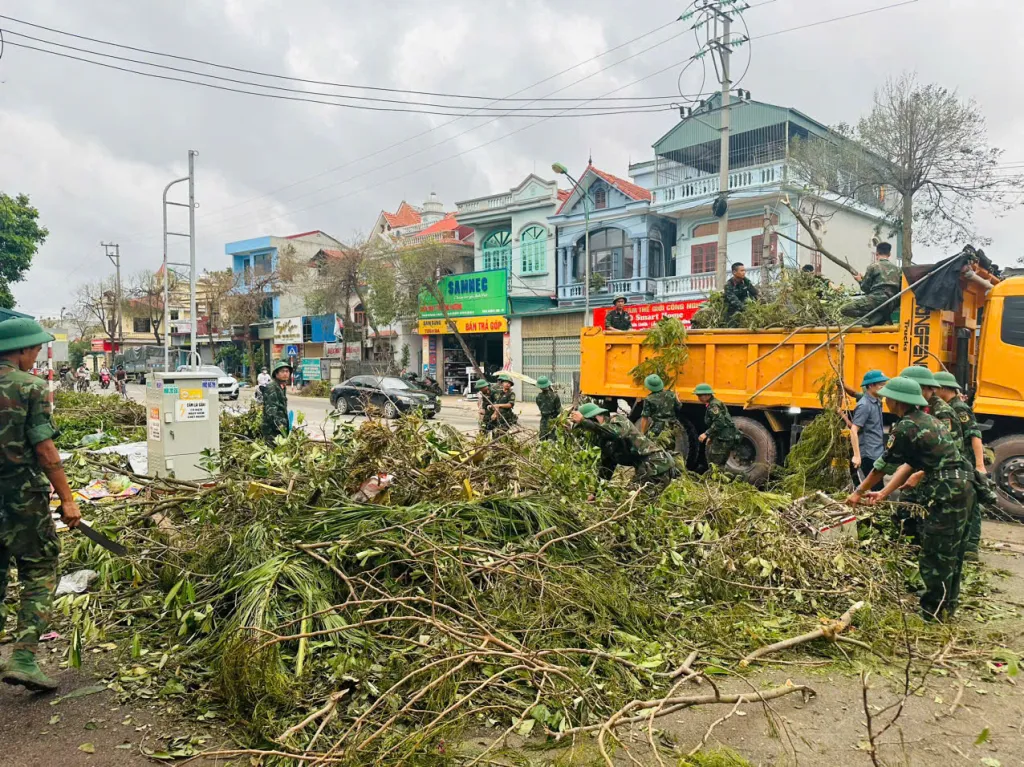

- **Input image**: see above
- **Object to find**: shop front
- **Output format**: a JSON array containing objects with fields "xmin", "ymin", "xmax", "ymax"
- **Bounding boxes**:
[{"xmin": 418, "ymin": 269, "xmax": 509, "ymax": 394}]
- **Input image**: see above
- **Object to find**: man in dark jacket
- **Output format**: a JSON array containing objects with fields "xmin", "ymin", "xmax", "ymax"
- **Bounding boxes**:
[
  {"xmin": 841, "ymin": 242, "xmax": 902, "ymax": 325},
  {"xmin": 261, "ymin": 360, "xmax": 292, "ymax": 442},
  {"xmin": 604, "ymin": 295, "xmax": 632, "ymax": 331},
  {"xmin": 570, "ymin": 402, "xmax": 678, "ymax": 490},
  {"xmin": 723, "ymin": 262, "xmax": 759, "ymax": 324},
  {"xmin": 534, "ymin": 376, "xmax": 562, "ymax": 440}
]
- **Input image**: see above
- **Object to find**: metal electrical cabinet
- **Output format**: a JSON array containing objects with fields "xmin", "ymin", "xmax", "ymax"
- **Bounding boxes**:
[{"xmin": 146, "ymin": 371, "xmax": 220, "ymax": 481}]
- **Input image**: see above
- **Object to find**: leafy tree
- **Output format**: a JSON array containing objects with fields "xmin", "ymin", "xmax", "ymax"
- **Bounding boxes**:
[
  {"xmin": 68, "ymin": 339, "xmax": 91, "ymax": 368},
  {"xmin": 0, "ymin": 192, "xmax": 49, "ymax": 308},
  {"xmin": 791, "ymin": 73, "xmax": 1021, "ymax": 264}
]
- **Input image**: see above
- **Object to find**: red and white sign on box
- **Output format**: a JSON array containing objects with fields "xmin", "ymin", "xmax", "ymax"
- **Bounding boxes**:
[{"xmin": 592, "ymin": 300, "xmax": 706, "ymax": 330}]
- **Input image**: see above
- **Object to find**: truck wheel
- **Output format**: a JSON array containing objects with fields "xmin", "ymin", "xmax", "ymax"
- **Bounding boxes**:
[
  {"xmin": 986, "ymin": 435, "xmax": 1024, "ymax": 520},
  {"xmin": 676, "ymin": 418, "xmax": 698, "ymax": 469},
  {"xmin": 726, "ymin": 417, "xmax": 777, "ymax": 486}
]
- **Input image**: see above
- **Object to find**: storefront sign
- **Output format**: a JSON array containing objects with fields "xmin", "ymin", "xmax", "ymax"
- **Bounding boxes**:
[
  {"xmin": 274, "ymin": 317, "xmax": 302, "ymax": 345},
  {"xmin": 593, "ymin": 300, "xmax": 706, "ymax": 330},
  {"xmin": 324, "ymin": 342, "xmax": 343, "ymax": 358},
  {"xmin": 418, "ymin": 269, "xmax": 508, "ymax": 319},
  {"xmin": 417, "ymin": 316, "xmax": 509, "ymax": 335},
  {"xmin": 300, "ymin": 358, "xmax": 322, "ymax": 381},
  {"xmin": 345, "ymin": 343, "xmax": 361, "ymax": 360}
]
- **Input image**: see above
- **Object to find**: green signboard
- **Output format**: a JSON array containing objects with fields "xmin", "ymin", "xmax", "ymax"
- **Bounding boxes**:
[
  {"xmin": 418, "ymin": 269, "xmax": 508, "ymax": 319},
  {"xmin": 299, "ymin": 358, "xmax": 322, "ymax": 381}
]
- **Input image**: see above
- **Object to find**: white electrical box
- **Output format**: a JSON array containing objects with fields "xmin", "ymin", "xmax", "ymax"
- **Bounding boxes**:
[{"xmin": 146, "ymin": 371, "xmax": 220, "ymax": 481}]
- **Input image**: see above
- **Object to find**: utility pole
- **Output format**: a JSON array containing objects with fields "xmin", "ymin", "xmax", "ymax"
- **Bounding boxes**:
[
  {"xmin": 709, "ymin": 0, "xmax": 732, "ymax": 291},
  {"xmin": 101, "ymin": 242, "xmax": 123, "ymax": 357},
  {"xmin": 162, "ymin": 150, "xmax": 198, "ymax": 370},
  {"xmin": 761, "ymin": 204, "xmax": 772, "ymax": 286}
]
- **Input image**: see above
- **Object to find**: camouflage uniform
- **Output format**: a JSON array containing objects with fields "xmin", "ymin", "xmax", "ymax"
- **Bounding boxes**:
[
  {"xmin": 949, "ymin": 397, "xmax": 993, "ymax": 555},
  {"xmin": 478, "ymin": 388, "xmax": 496, "ymax": 435},
  {"xmin": 723, "ymin": 276, "xmax": 759, "ymax": 324},
  {"xmin": 490, "ymin": 388, "xmax": 518, "ymax": 436},
  {"xmin": 704, "ymin": 397, "xmax": 740, "ymax": 467},
  {"xmin": 0, "ymin": 361, "xmax": 61, "ymax": 652},
  {"xmin": 261, "ymin": 381, "xmax": 290, "ymax": 441},
  {"xmin": 577, "ymin": 413, "xmax": 678, "ymax": 490},
  {"xmin": 642, "ymin": 389, "xmax": 682, "ymax": 452},
  {"xmin": 604, "ymin": 308, "xmax": 632, "ymax": 331},
  {"xmin": 535, "ymin": 388, "xmax": 562, "ymax": 441},
  {"xmin": 841, "ymin": 258, "xmax": 902, "ymax": 325},
  {"xmin": 874, "ymin": 408, "xmax": 974, "ymax": 619}
]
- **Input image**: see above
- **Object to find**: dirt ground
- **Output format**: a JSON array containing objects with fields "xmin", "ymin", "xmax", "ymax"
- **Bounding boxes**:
[{"xmin": 3, "ymin": 523, "xmax": 1024, "ymax": 767}]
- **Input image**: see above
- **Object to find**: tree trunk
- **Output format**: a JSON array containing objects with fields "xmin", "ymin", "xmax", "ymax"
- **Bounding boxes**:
[
  {"xmin": 245, "ymin": 338, "xmax": 255, "ymax": 384},
  {"xmin": 901, "ymin": 193, "xmax": 914, "ymax": 266},
  {"xmin": 426, "ymin": 284, "xmax": 483, "ymax": 377}
]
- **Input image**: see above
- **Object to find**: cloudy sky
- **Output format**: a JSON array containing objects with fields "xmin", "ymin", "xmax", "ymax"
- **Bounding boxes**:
[{"xmin": 3, "ymin": 0, "xmax": 1022, "ymax": 316}]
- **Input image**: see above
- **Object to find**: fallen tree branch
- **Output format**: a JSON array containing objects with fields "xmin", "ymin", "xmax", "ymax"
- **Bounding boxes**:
[
  {"xmin": 780, "ymin": 198, "xmax": 859, "ymax": 278},
  {"xmin": 740, "ymin": 600, "xmax": 865, "ymax": 667}
]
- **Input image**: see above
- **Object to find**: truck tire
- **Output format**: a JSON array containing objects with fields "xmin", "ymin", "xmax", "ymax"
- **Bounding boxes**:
[
  {"xmin": 726, "ymin": 416, "xmax": 777, "ymax": 487},
  {"xmin": 675, "ymin": 418, "xmax": 698, "ymax": 469},
  {"xmin": 986, "ymin": 434, "xmax": 1024, "ymax": 520}
]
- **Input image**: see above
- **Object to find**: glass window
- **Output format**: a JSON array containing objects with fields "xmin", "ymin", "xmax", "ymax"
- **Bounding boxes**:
[
  {"xmin": 133, "ymin": 317, "xmax": 151, "ymax": 333},
  {"xmin": 751, "ymin": 234, "xmax": 778, "ymax": 267},
  {"xmin": 482, "ymin": 228, "xmax": 512, "ymax": 272},
  {"xmin": 353, "ymin": 304, "xmax": 366, "ymax": 327},
  {"xmin": 594, "ymin": 188, "xmax": 608, "ymax": 210},
  {"xmin": 380, "ymin": 377, "xmax": 411, "ymax": 390},
  {"xmin": 520, "ymin": 226, "xmax": 547, "ymax": 274},
  {"xmin": 691, "ymin": 243, "xmax": 717, "ymax": 274},
  {"xmin": 579, "ymin": 228, "xmax": 631, "ymax": 281},
  {"xmin": 169, "ymin": 309, "xmax": 180, "ymax": 321},
  {"xmin": 1001, "ymin": 297, "xmax": 1024, "ymax": 348}
]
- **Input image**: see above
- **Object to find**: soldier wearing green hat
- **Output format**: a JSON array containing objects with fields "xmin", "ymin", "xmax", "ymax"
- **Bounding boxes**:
[
  {"xmin": 847, "ymin": 375, "xmax": 974, "ymax": 621},
  {"xmin": 640, "ymin": 374, "xmax": 682, "ymax": 452},
  {"xmin": 570, "ymin": 402, "xmax": 678, "ymax": 490},
  {"xmin": 604, "ymin": 295, "xmax": 632, "ymax": 331},
  {"xmin": 901, "ymin": 366, "xmax": 963, "ymax": 446},
  {"xmin": 695, "ymin": 383, "xmax": 741, "ymax": 469},
  {"xmin": 490, "ymin": 373, "xmax": 517, "ymax": 436},
  {"xmin": 261, "ymin": 360, "xmax": 292, "ymax": 442},
  {"xmin": 474, "ymin": 379, "xmax": 495, "ymax": 436},
  {"xmin": 0, "ymin": 317, "xmax": 82, "ymax": 690},
  {"xmin": 534, "ymin": 376, "xmax": 562, "ymax": 441}
]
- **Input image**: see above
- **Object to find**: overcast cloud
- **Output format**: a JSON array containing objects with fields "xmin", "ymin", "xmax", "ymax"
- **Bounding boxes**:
[{"xmin": 3, "ymin": 0, "xmax": 1022, "ymax": 316}]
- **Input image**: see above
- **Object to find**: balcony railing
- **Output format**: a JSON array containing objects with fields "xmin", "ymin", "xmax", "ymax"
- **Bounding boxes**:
[
  {"xmin": 457, "ymin": 194, "xmax": 515, "ymax": 214},
  {"xmin": 557, "ymin": 278, "xmax": 655, "ymax": 301},
  {"xmin": 654, "ymin": 273, "xmax": 717, "ymax": 297},
  {"xmin": 651, "ymin": 162, "xmax": 786, "ymax": 206}
]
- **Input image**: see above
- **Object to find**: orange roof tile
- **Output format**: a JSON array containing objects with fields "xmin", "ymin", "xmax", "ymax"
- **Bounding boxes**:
[
  {"xmin": 382, "ymin": 201, "xmax": 422, "ymax": 229},
  {"xmin": 557, "ymin": 189, "xmax": 572, "ymax": 202},
  {"xmin": 415, "ymin": 212, "xmax": 459, "ymax": 237},
  {"xmin": 556, "ymin": 165, "xmax": 652, "ymax": 213}
]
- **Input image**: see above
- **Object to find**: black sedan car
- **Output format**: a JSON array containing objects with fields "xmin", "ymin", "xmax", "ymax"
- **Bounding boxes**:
[{"xmin": 330, "ymin": 375, "xmax": 441, "ymax": 418}]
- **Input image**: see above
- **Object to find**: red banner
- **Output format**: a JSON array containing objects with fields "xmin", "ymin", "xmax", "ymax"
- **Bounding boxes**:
[{"xmin": 593, "ymin": 300, "xmax": 706, "ymax": 330}]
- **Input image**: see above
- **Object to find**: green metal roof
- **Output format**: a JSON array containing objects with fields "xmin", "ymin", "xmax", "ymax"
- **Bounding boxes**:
[
  {"xmin": 508, "ymin": 296, "xmax": 558, "ymax": 314},
  {"xmin": 0, "ymin": 307, "xmax": 33, "ymax": 321},
  {"xmin": 653, "ymin": 94, "xmax": 832, "ymax": 157}
]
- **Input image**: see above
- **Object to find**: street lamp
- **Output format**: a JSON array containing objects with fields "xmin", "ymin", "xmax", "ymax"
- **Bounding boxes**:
[{"xmin": 552, "ymin": 162, "xmax": 593, "ymax": 327}]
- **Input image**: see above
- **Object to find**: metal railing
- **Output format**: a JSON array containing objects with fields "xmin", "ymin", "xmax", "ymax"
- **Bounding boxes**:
[{"xmin": 651, "ymin": 162, "xmax": 786, "ymax": 205}]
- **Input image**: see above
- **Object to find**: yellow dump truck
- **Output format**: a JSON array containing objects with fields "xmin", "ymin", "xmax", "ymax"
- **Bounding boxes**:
[{"xmin": 579, "ymin": 266, "xmax": 1024, "ymax": 515}]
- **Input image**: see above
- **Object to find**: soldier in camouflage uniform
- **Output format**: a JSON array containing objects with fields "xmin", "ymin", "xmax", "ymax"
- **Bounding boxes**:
[
  {"xmin": 640, "ymin": 374, "xmax": 681, "ymax": 453},
  {"xmin": 474, "ymin": 380, "xmax": 495, "ymax": 436},
  {"xmin": 841, "ymin": 242, "xmax": 902, "ymax": 325},
  {"xmin": 604, "ymin": 295, "xmax": 632, "ymax": 331},
  {"xmin": 0, "ymin": 318, "xmax": 83, "ymax": 691},
  {"xmin": 261, "ymin": 360, "xmax": 291, "ymax": 442},
  {"xmin": 695, "ymin": 383, "xmax": 741, "ymax": 469},
  {"xmin": 490, "ymin": 373, "xmax": 518, "ymax": 437},
  {"xmin": 723, "ymin": 263, "xmax": 760, "ymax": 325},
  {"xmin": 570, "ymin": 403, "xmax": 678, "ymax": 491},
  {"xmin": 847, "ymin": 376, "xmax": 974, "ymax": 621},
  {"xmin": 934, "ymin": 371, "xmax": 993, "ymax": 560},
  {"xmin": 534, "ymin": 377, "xmax": 562, "ymax": 441}
]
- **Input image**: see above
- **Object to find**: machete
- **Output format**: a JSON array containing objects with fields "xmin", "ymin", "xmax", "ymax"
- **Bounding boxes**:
[{"xmin": 77, "ymin": 521, "xmax": 128, "ymax": 557}]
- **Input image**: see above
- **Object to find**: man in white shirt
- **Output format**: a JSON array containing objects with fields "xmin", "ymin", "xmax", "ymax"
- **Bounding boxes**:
[{"xmin": 257, "ymin": 367, "xmax": 271, "ymax": 388}]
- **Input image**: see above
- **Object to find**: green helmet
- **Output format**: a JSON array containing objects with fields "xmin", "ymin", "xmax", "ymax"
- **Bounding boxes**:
[
  {"xmin": 899, "ymin": 366, "xmax": 938, "ymax": 388},
  {"xmin": 694, "ymin": 383, "xmax": 714, "ymax": 396},
  {"xmin": 272, "ymin": 360, "xmax": 292, "ymax": 375},
  {"xmin": 536, "ymin": 376, "xmax": 551, "ymax": 389},
  {"xmin": 878, "ymin": 376, "xmax": 929, "ymax": 407},
  {"xmin": 578, "ymin": 402, "xmax": 609, "ymax": 419},
  {"xmin": 644, "ymin": 374, "xmax": 665, "ymax": 392},
  {"xmin": 932, "ymin": 370, "xmax": 962, "ymax": 390},
  {"xmin": 612, "ymin": 294, "xmax": 627, "ymax": 304},
  {"xmin": 496, "ymin": 372, "xmax": 513, "ymax": 383},
  {"xmin": 0, "ymin": 318, "xmax": 54, "ymax": 354},
  {"xmin": 474, "ymin": 379, "xmax": 490, "ymax": 391}
]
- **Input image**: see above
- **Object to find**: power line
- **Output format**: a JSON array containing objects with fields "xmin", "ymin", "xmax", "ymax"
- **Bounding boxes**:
[
  {"xmin": 0, "ymin": 12, "xmax": 689, "ymax": 103},
  {"xmin": 2, "ymin": 37, "xmax": 687, "ymax": 119},
  {"xmin": 749, "ymin": 0, "xmax": 920, "ymax": 40}
]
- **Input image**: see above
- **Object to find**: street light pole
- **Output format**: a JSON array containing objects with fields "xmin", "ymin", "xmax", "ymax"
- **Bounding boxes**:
[{"xmin": 553, "ymin": 163, "xmax": 593, "ymax": 326}]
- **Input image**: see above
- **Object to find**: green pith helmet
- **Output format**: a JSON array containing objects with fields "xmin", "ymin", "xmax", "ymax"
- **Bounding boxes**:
[
  {"xmin": 579, "ymin": 402, "xmax": 609, "ymax": 419},
  {"xmin": 899, "ymin": 365, "xmax": 938, "ymax": 388},
  {"xmin": 496, "ymin": 372, "xmax": 513, "ymax": 382},
  {"xmin": 0, "ymin": 318, "xmax": 54, "ymax": 354},
  {"xmin": 644, "ymin": 374, "xmax": 665, "ymax": 392},
  {"xmin": 474, "ymin": 379, "xmax": 490, "ymax": 391},
  {"xmin": 536, "ymin": 376, "xmax": 552, "ymax": 389},
  {"xmin": 694, "ymin": 383, "xmax": 714, "ymax": 396},
  {"xmin": 612, "ymin": 294, "xmax": 627, "ymax": 305},
  {"xmin": 272, "ymin": 360, "xmax": 292, "ymax": 375},
  {"xmin": 878, "ymin": 376, "xmax": 929, "ymax": 407},
  {"xmin": 933, "ymin": 370, "xmax": 961, "ymax": 390}
]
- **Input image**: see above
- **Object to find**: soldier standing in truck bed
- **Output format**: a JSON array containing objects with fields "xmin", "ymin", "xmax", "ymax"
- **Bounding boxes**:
[
  {"xmin": 604, "ymin": 295, "xmax": 632, "ymax": 331},
  {"xmin": 841, "ymin": 242, "xmax": 902, "ymax": 325}
]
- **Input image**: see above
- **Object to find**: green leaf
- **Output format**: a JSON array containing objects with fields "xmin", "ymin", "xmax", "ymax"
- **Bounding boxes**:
[
  {"xmin": 78, "ymin": 743, "xmax": 96, "ymax": 754},
  {"xmin": 163, "ymin": 579, "xmax": 184, "ymax": 610},
  {"xmin": 975, "ymin": 727, "xmax": 990, "ymax": 745},
  {"xmin": 517, "ymin": 718, "xmax": 535, "ymax": 737},
  {"xmin": 49, "ymin": 714, "xmax": 61, "ymax": 725}
]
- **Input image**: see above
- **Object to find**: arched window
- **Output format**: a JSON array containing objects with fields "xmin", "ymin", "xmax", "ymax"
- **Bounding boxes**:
[
  {"xmin": 576, "ymin": 228, "xmax": 630, "ymax": 281},
  {"xmin": 353, "ymin": 303, "xmax": 366, "ymax": 327},
  {"xmin": 481, "ymin": 228, "xmax": 512, "ymax": 272},
  {"xmin": 520, "ymin": 226, "xmax": 547, "ymax": 275}
]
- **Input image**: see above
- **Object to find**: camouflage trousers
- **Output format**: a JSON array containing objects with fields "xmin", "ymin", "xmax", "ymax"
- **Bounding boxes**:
[
  {"xmin": 649, "ymin": 424, "xmax": 680, "ymax": 454},
  {"xmin": 635, "ymin": 461, "xmax": 680, "ymax": 494},
  {"xmin": 918, "ymin": 483, "xmax": 974, "ymax": 620},
  {"xmin": 967, "ymin": 471, "xmax": 998, "ymax": 554},
  {"xmin": 0, "ymin": 489, "xmax": 60, "ymax": 651},
  {"xmin": 539, "ymin": 416, "xmax": 556, "ymax": 441},
  {"xmin": 706, "ymin": 438, "xmax": 734, "ymax": 469},
  {"xmin": 839, "ymin": 291, "xmax": 897, "ymax": 326}
]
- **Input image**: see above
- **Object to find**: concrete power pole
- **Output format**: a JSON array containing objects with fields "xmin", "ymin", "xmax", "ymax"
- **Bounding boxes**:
[
  {"xmin": 761, "ymin": 204, "xmax": 772, "ymax": 286},
  {"xmin": 102, "ymin": 242, "xmax": 123, "ymax": 353},
  {"xmin": 714, "ymin": 8, "xmax": 732, "ymax": 292}
]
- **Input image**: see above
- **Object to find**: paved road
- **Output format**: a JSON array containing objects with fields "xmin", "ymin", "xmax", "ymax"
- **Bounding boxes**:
[{"xmin": 122, "ymin": 383, "xmax": 541, "ymax": 437}]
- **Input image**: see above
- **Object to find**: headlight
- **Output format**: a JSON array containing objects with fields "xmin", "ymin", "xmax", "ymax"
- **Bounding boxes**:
[{"xmin": 396, "ymin": 396, "xmax": 414, "ymax": 403}]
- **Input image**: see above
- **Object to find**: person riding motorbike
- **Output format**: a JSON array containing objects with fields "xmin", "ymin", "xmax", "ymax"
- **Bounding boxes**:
[
  {"xmin": 115, "ymin": 365, "xmax": 128, "ymax": 398},
  {"xmin": 99, "ymin": 366, "xmax": 111, "ymax": 389},
  {"xmin": 76, "ymin": 364, "xmax": 90, "ymax": 391}
]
